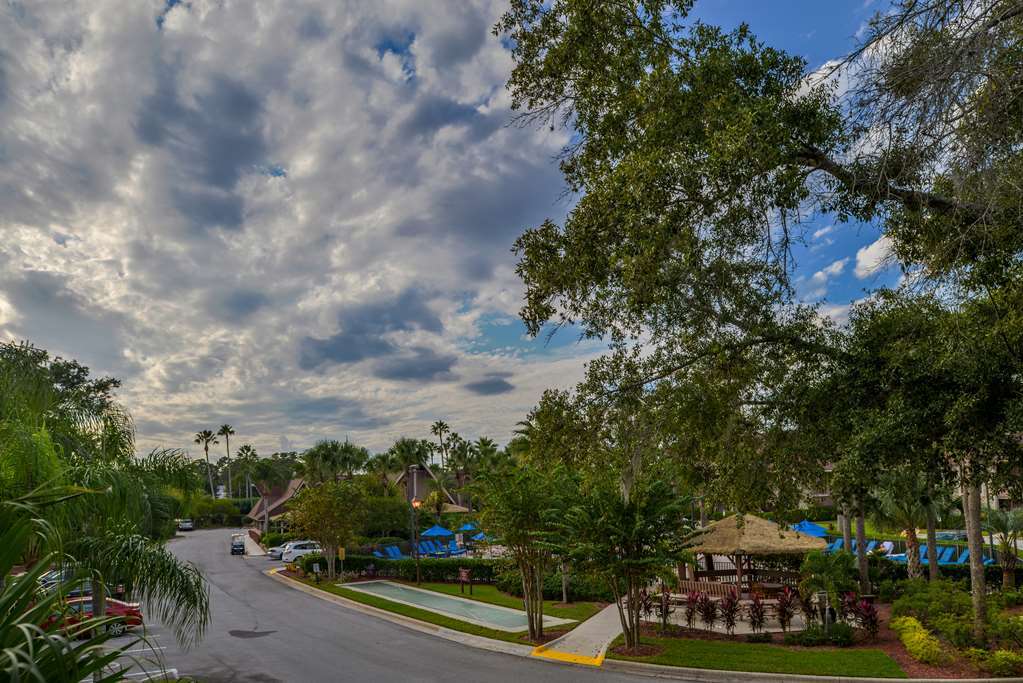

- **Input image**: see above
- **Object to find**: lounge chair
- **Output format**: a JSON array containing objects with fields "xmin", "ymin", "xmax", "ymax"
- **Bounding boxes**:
[
  {"xmin": 828, "ymin": 538, "xmax": 844, "ymax": 552},
  {"xmin": 864, "ymin": 541, "xmax": 878, "ymax": 554},
  {"xmin": 384, "ymin": 545, "xmax": 405, "ymax": 559},
  {"xmin": 879, "ymin": 541, "xmax": 895, "ymax": 555},
  {"xmin": 950, "ymin": 548, "xmax": 970, "ymax": 565},
  {"xmin": 918, "ymin": 544, "xmax": 929, "ymax": 563},
  {"xmin": 372, "ymin": 550, "xmax": 386, "ymax": 559},
  {"xmin": 447, "ymin": 540, "xmax": 467, "ymax": 556}
]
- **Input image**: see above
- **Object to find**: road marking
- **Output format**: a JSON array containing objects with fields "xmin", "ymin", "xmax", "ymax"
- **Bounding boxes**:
[{"xmin": 530, "ymin": 644, "xmax": 605, "ymax": 667}]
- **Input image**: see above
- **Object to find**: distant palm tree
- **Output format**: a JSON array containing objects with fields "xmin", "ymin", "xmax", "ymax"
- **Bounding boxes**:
[
  {"xmin": 367, "ymin": 451, "xmax": 396, "ymax": 488},
  {"xmin": 193, "ymin": 429, "xmax": 218, "ymax": 496},
  {"xmin": 300, "ymin": 440, "xmax": 345, "ymax": 483},
  {"xmin": 872, "ymin": 476, "xmax": 930, "ymax": 578},
  {"xmin": 252, "ymin": 457, "xmax": 287, "ymax": 534},
  {"xmin": 472, "ymin": 436, "xmax": 499, "ymax": 468},
  {"xmin": 234, "ymin": 444, "xmax": 258, "ymax": 497},
  {"xmin": 390, "ymin": 437, "xmax": 430, "ymax": 500},
  {"xmin": 430, "ymin": 420, "xmax": 451, "ymax": 468},
  {"xmin": 338, "ymin": 440, "xmax": 370, "ymax": 479},
  {"xmin": 984, "ymin": 508, "xmax": 1023, "ymax": 589},
  {"xmin": 217, "ymin": 424, "xmax": 235, "ymax": 497}
]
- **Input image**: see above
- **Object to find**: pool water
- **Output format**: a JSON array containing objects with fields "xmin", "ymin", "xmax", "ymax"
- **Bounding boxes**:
[{"xmin": 342, "ymin": 580, "xmax": 575, "ymax": 632}]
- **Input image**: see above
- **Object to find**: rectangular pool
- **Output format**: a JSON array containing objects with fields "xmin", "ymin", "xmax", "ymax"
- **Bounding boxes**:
[{"xmin": 341, "ymin": 580, "xmax": 575, "ymax": 632}]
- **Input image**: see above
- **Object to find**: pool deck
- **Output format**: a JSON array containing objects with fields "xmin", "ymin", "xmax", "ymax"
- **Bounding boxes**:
[{"xmin": 341, "ymin": 580, "xmax": 576, "ymax": 632}]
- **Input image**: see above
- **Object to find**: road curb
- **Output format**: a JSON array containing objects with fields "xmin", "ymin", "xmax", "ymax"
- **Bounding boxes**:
[
  {"xmin": 601, "ymin": 658, "xmax": 1023, "ymax": 683},
  {"xmin": 266, "ymin": 570, "xmax": 1019, "ymax": 683},
  {"xmin": 264, "ymin": 569, "xmax": 534, "ymax": 659}
]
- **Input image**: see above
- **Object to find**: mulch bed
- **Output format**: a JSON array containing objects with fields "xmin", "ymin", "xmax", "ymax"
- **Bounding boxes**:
[
  {"xmin": 870, "ymin": 603, "xmax": 982, "ymax": 679},
  {"xmin": 522, "ymin": 629, "xmax": 572, "ymax": 645}
]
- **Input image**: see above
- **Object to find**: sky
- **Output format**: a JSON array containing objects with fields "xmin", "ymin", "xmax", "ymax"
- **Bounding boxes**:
[{"xmin": 0, "ymin": 0, "xmax": 900, "ymax": 457}]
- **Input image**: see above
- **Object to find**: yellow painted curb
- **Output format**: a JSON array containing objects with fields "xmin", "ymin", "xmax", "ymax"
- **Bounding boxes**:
[{"xmin": 530, "ymin": 643, "xmax": 605, "ymax": 667}]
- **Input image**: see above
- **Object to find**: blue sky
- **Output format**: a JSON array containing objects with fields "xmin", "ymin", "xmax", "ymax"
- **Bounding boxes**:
[{"xmin": 0, "ymin": 0, "xmax": 898, "ymax": 455}]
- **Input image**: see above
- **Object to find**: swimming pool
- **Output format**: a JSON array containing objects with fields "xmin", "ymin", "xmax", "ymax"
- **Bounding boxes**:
[{"xmin": 341, "ymin": 580, "xmax": 575, "ymax": 632}]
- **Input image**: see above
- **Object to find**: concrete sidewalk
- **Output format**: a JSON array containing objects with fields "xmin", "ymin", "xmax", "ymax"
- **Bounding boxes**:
[
  {"xmin": 531, "ymin": 603, "xmax": 622, "ymax": 667},
  {"xmin": 243, "ymin": 531, "xmax": 266, "ymax": 557}
]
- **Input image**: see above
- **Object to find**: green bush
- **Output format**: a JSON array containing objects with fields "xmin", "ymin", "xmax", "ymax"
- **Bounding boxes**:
[
  {"xmin": 745, "ymin": 632, "xmax": 772, "ymax": 643},
  {"xmin": 298, "ymin": 553, "xmax": 504, "ymax": 583},
  {"xmin": 999, "ymin": 589, "xmax": 1023, "ymax": 608},
  {"xmin": 967, "ymin": 648, "xmax": 1023, "ymax": 677},
  {"xmin": 891, "ymin": 578, "xmax": 971, "ymax": 626},
  {"xmin": 890, "ymin": 616, "xmax": 950, "ymax": 665},
  {"xmin": 494, "ymin": 568, "xmax": 614, "ymax": 602},
  {"xmin": 992, "ymin": 615, "xmax": 1023, "ymax": 649},
  {"xmin": 931, "ymin": 613, "xmax": 975, "ymax": 649},
  {"xmin": 782, "ymin": 622, "xmax": 854, "ymax": 647},
  {"xmin": 262, "ymin": 532, "xmax": 295, "ymax": 549}
]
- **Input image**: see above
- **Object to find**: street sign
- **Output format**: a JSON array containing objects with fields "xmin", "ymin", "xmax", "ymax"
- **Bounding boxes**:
[
  {"xmin": 458, "ymin": 567, "xmax": 472, "ymax": 595},
  {"xmin": 337, "ymin": 547, "xmax": 346, "ymax": 560}
]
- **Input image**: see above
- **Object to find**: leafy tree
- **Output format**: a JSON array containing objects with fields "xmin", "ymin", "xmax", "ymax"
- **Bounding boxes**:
[
  {"xmin": 799, "ymin": 550, "xmax": 857, "ymax": 628},
  {"xmin": 390, "ymin": 437, "xmax": 431, "ymax": 500},
  {"xmin": 233, "ymin": 444, "xmax": 258, "ymax": 498},
  {"xmin": 193, "ymin": 430, "xmax": 218, "ymax": 496},
  {"xmin": 337, "ymin": 441, "xmax": 370, "ymax": 480},
  {"xmin": 563, "ymin": 477, "xmax": 687, "ymax": 650},
  {"xmin": 366, "ymin": 451, "xmax": 396, "ymax": 488},
  {"xmin": 430, "ymin": 420, "xmax": 451, "ymax": 468},
  {"xmin": 473, "ymin": 463, "xmax": 567, "ymax": 642},
  {"xmin": 288, "ymin": 481, "xmax": 366, "ymax": 579},
  {"xmin": 300, "ymin": 440, "xmax": 345, "ymax": 484},
  {"xmin": 216, "ymin": 424, "xmax": 235, "ymax": 498}
]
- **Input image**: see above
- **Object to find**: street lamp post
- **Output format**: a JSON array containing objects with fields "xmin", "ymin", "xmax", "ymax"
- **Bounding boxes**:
[{"xmin": 411, "ymin": 498, "xmax": 422, "ymax": 585}]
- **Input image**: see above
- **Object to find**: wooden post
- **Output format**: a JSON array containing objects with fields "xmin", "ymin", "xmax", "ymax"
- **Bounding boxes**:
[{"xmin": 734, "ymin": 554, "xmax": 744, "ymax": 594}]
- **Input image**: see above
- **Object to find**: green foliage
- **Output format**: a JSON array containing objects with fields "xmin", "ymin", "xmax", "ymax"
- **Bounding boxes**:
[
  {"xmin": 360, "ymin": 495, "xmax": 411, "ymax": 539},
  {"xmin": 298, "ymin": 554, "xmax": 503, "ymax": 583},
  {"xmin": 932, "ymin": 613, "xmax": 976, "ymax": 649},
  {"xmin": 891, "ymin": 579, "xmax": 971, "ymax": 626},
  {"xmin": 494, "ymin": 568, "xmax": 615, "ymax": 602},
  {"xmin": 288, "ymin": 481, "xmax": 365, "ymax": 580},
  {"xmin": 991, "ymin": 615, "xmax": 1023, "ymax": 650},
  {"xmin": 890, "ymin": 616, "xmax": 950, "ymax": 665},
  {"xmin": 745, "ymin": 632, "xmax": 772, "ymax": 643},
  {"xmin": 782, "ymin": 622, "xmax": 854, "ymax": 647},
  {"xmin": 261, "ymin": 532, "xmax": 295, "ymax": 549},
  {"xmin": 799, "ymin": 550, "xmax": 857, "ymax": 605},
  {"xmin": 977, "ymin": 650, "xmax": 1023, "ymax": 677}
]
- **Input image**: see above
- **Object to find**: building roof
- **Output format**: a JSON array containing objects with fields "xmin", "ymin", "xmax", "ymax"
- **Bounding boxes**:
[
  {"xmin": 246, "ymin": 477, "xmax": 305, "ymax": 521},
  {"xmin": 686, "ymin": 513, "xmax": 827, "ymax": 556}
]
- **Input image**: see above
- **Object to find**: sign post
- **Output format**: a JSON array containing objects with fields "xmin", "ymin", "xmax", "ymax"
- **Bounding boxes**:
[
  {"xmin": 312, "ymin": 562, "xmax": 322, "ymax": 583},
  {"xmin": 338, "ymin": 547, "xmax": 346, "ymax": 576},
  {"xmin": 458, "ymin": 567, "xmax": 472, "ymax": 595}
]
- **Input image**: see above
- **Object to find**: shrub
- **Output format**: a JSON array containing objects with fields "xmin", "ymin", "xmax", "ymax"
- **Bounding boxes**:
[
  {"xmin": 493, "ymin": 568, "xmax": 614, "ymax": 602},
  {"xmin": 984, "ymin": 650, "xmax": 1023, "ymax": 677},
  {"xmin": 1000, "ymin": 589, "xmax": 1023, "ymax": 608},
  {"xmin": 851, "ymin": 598, "xmax": 880, "ymax": 641},
  {"xmin": 746, "ymin": 632, "xmax": 771, "ymax": 643},
  {"xmin": 890, "ymin": 616, "xmax": 950, "ymax": 665},
  {"xmin": 696, "ymin": 592, "xmax": 717, "ymax": 630},
  {"xmin": 261, "ymin": 532, "xmax": 295, "ymax": 549},
  {"xmin": 891, "ymin": 578, "xmax": 971, "ymax": 626},
  {"xmin": 775, "ymin": 586, "xmax": 796, "ymax": 632},
  {"xmin": 992, "ymin": 615, "xmax": 1023, "ymax": 649},
  {"xmin": 719, "ymin": 590, "xmax": 740, "ymax": 635},
  {"xmin": 876, "ymin": 579, "xmax": 903, "ymax": 603},
  {"xmin": 932, "ymin": 613, "xmax": 975, "ymax": 649},
  {"xmin": 782, "ymin": 623, "xmax": 853, "ymax": 647},
  {"xmin": 683, "ymin": 591, "xmax": 699, "ymax": 629},
  {"xmin": 299, "ymin": 554, "xmax": 503, "ymax": 583},
  {"xmin": 747, "ymin": 593, "xmax": 766, "ymax": 634}
]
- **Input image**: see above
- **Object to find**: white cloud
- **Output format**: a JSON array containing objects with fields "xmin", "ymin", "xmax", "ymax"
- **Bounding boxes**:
[
  {"xmin": 800, "ymin": 257, "xmax": 849, "ymax": 300},
  {"xmin": 0, "ymin": 0, "xmax": 597, "ymax": 454},
  {"xmin": 855, "ymin": 235, "xmax": 894, "ymax": 278},
  {"xmin": 812, "ymin": 225, "xmax": 835, "ymax": 240}
]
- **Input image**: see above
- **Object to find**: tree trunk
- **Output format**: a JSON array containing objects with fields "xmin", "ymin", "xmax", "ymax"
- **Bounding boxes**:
[
  {"xmin": 225, "ymin": 435, "xmax": 233, "ymax": 499},
  {"xmin": 856, "ymin": 507, "xmax": 869, "ymax": 593},
  {"xmin": 91, "ymin": 579, "xmax": 107, "ymax": 683},
  {"xmin": 204, "ymin": 446, "xmax": 215, "ymax": 496},
  {"xmin": 611, "ymin": 578, "xmax": 632, "ymax": 649},
  {"xmin": 841, "ymin": 510, "xmax": 853, "ymax": 552},
  {"xmin": 926, "ymin": 502, "xmax": 939, "ymax": 581},
  {"xmin": 325, "ymin": 544, "xmax": 336, "ymax": 579},
  {"xmin": 906, "ymin": 531, "xmax": 922, "ymax": 578},
  {"xmin": 561, "ymin": 561, "xmax": 570, "ymax": 603},
  {"xmin": 963, "ymin": 480, "xmax": 987, "ymax": 641}
]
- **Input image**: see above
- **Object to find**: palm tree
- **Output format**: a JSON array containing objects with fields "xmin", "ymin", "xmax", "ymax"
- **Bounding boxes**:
[
  {"xmin": 234, "ymin": 444, "xmax": 259, "ymax": 497},
  {"xmin": 338, "ymin": 440, "xmax": 370, "ymax": 479},
  {"xmin": 390, "ymin": 437, "xmax": 430, "ymax": 500},
  {"xmin": 367, "ymin": 451, "xmax": 396, "ymax": 488},
  {"xmin": 300, "ymin": 440, "xmax": 345, "ymax": 483},
  {"xmin": 217, "ymin": 424, "xmax": 235, "ymax": 498},
  {"xmin": 193, "ymin": 429, "xmax": 218, "ymax": 496},
  {"xmin": 430, "ymin": 420, "xmax": 451, "ymax": 468},
  {"xmin": 252, "ymin": 457, "xmax": 287, "ymax": 534},
  {"xmin": 872, "ymin": 477, "xmax": 930, "ymax": 578},
  {"xmin": 984, "ymin": 508, "xmax": 1023, "ymax": 589},
  {"xmin": 472, "ymin": 436, "xmax": 499, "ymax": 468}
]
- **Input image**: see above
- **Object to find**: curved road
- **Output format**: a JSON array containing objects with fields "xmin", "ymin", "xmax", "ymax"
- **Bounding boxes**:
[{"xmin": 147, "ymin": 528, "xmax": 663, "ymax": 682}]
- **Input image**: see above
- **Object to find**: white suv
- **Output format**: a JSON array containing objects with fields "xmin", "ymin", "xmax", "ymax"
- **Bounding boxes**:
[{"xmin": 281, "ymin": 541, "xmax": 322, "ymax": 563}]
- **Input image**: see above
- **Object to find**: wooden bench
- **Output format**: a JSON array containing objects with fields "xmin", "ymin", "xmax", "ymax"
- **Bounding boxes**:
[{"xmin": 677, "ymin": 580, "xmax": 739, "ymax": 598}]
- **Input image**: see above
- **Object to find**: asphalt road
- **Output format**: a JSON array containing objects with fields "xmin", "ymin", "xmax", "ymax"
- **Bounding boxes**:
[{"xmin": 136, "ymin": 528, "xmax": 668, "ymax": 683}]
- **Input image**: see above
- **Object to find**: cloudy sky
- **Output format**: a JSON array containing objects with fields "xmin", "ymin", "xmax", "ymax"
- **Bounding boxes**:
[{"xmin": 0, "ymin": 0, "xmax": 899, "ymax": 457}]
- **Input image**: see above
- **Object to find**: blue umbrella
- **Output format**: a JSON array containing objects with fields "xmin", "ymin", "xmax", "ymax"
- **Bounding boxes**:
[
  {"xmin": 471, "ymin": 532, "xmax": 490, "ymax": 542},
  {"xmin": 421, "ymin": 524, "xmax": 454, "ymax": 538},
  {"xmin": 791, "ymin": 519, "xmax": 829, "ymax": 538},
  {"xmin": 457, "ymin": 523, "xmax": 477, "ymax": 532}
]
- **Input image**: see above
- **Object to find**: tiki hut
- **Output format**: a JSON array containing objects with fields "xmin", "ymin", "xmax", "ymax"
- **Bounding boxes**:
[{"xmin": 684, "ymin": 513, "xmax": 826, "ymax": 594}]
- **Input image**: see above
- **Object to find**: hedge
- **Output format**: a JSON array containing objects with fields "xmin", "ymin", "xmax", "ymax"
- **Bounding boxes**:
[
  {"xmin": 494, "ymin": 568, "xmax": 615, "ymax": 602},
  {"xmin": 870, "ymin": 555, "xmax": 1023, "ymax": 588},
  {"xmin": 298, "ymin": 554, "xmax": 504, "ymax": 582},
  {"xmin": 890, "ymin": 616, "xmax": 950, "ymax": 665}
]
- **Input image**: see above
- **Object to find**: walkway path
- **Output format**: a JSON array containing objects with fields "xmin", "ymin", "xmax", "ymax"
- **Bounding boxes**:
[{"xmin": 532, "ymin": 603, "xmax": 623, "ymax": 667}]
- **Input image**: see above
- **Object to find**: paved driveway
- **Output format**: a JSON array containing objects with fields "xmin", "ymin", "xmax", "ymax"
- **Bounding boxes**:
[{"xmin": 141, "ymin": 528, "xmax": 667, "ymax": 682}]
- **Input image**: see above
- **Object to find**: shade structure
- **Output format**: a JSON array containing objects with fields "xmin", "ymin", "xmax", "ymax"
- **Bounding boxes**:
[
  {"xmin": 458, "ymin": 522, "xmax": 477, "ymax": 532},
  {"xmin": 471, "ymin": 532, "xmax": 490, "ymax": 542},
  {"xmin": 421, "ymin": 524, "xmax": 454, "ymax": 538},
  {"xmin": 791, "ymin": 519, "xmax": 829, "ymax": 538},
  {"xmin": 686, "ymin": 513, "xmax": 827, "ymax": 555}
]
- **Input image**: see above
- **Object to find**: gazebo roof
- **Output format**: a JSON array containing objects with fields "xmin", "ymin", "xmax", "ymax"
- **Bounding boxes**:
[{"xmin": 686, "ymin": 513, "xmax": 827, "ymax": 556}]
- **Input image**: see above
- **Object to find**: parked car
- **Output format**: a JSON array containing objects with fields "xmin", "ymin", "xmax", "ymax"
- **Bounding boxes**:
[
  {"xmin": 44, "ymin": 597, "xmax": 142, "ymax": 637},
  {"xmin": 38, "ymin": 569, "xmax": 124, "ymax": 599},
  {"xmin": 177, "ymin": 519, "xmax": 194, "ymax": 531},
  {"xmin": 268, "ymin": 539, "xmax": 309, "ymax": 560},
  {"xmin": 281, "ymin": 541, "xmax": 322, "ymax": 563},
  {"xmin": 231, "ymin": 534, "xmax": 245, "ymax": 555}
]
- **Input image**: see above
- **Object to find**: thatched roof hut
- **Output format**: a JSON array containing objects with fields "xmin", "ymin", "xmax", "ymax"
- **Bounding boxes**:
[{"xmin": 687, "ymin": 513, "xmax": 827, "ymax": 556}]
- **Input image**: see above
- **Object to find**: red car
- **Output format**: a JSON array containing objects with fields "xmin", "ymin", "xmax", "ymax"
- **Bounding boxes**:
[{"xmin": 45, "ymin": 597, "xmax": 143, "ymax": 636}]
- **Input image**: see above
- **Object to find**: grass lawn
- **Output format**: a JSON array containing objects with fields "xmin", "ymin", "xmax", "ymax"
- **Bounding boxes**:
[
  {"xmin": 413, "ymin": 581, "xmax": 602, "ymax": 622},
  {"xmin": 293, "ymin": 575, "xmax": 597, "ymax": 645},
  {"xmin": 609, "ymin": 635, "xmax": 906, "ymax": 678}
]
